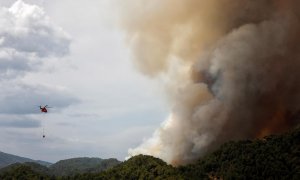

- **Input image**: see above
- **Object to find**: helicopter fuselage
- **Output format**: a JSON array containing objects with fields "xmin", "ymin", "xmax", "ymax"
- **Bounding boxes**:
[{"xmin": 40, "ymin": 107, "xmax": 48, "ymax": 113}]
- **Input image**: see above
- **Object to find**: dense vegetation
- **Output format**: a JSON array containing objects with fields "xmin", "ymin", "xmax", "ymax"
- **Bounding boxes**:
[
  {"xmin": 0, "ymin": 127, "xmax": 299, "ymax": 179},
  {"xmin": 0, "ymin": 163, "xmax": 53, "ymax": 180},
  {"xmin": 50, "ymin": 158, "xmax": 120, "ymax": 176},
  {"xmin": 0, "ymin": 158, "xmax": 121, "ymax": 179},
  {"xmin": 73, "ymin": 155, "xmax": 184, "ymax": 180},
  {"xmin": 179, "ymin": 127, "xmax": 300, "ymax": 179}
]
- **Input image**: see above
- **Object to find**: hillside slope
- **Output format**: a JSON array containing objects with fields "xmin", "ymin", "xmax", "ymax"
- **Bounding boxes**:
[
  {"xmin": 50, "ymin": 157, "xmax": 120, "ymax": 176},
  {"xmin": 0, "ymin": 162, "xmax": 52, "ymax": 180},
  {"xmin": 67, "ymin": 126, "xmax": 300, "ymax": 179},
  {"xmin": 0, "ymin": 151, "xmax": 52, "ymax": 168},
  {"xmin": 0, "ymin": 157, "xmax": 121, "ymax": 179},
  {"xmin": 69, "ymin": 155, "xmax": 183, "ymax": 180},
  {"xmin": 0, "ymin": 127, "xmax": 299, "ymax": 179},
  {"xmin": 179, "ymin": 126, "xmax": 300, "ymax": 179}
]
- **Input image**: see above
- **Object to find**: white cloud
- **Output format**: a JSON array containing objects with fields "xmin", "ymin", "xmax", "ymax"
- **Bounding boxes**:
[
  {"xmin": 0, "ymin": 80, "xmax": 79, "ymax": 114},
  {"xmin": 0, "ymin": 1, "xmax": 77, "ymax": 125},
  {"xmin": 0, "ymin": 0, "xmax": 71, "ymax": 78},
  {"xmin": 0, "ymin": 114, "xmax": 41, "ymax": 128}
]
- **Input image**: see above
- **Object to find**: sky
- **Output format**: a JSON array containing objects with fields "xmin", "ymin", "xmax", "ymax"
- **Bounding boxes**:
[{"xmin": 0, "ymin": 0, "xmax": 168, "ymax": 162}]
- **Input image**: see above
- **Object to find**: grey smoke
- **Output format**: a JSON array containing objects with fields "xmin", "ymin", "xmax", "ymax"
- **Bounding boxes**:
[{"xmin": 119, "ymin": 0, "xmax": 300, "ymax": 165}]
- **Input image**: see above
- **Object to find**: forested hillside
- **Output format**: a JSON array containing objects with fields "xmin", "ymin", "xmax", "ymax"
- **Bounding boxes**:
[
  {"xmin": 179, "ymin": 126, "xmax": 300, "ymax": 179},
  {"xmin": 0, "ymin": 151, "xmax": 52, "ymax": 168},
  {"xmin": 0, "ymin": 157, "xmax": 121, "ymax": 179},
  {"xmin": 56, "ymin": 126, "xmax": 300, "ymax": 179},
  {"xmin": 0, "ymin": 162, "xmax": 53, "ymax": 180},
  {"xmin": 1, "ymin": 127, "xmax": 299, "ymax": 179},
  {"xmin": 72, "ymin": 155, "xmax": 183, "ymax": 180},
  {"xmin": 50, "ymin": 157, "xmax": 120, "ymax": 176}
]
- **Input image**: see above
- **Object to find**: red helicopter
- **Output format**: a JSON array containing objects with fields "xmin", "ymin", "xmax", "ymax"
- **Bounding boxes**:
[
  {"xmin": 39, "ymin": 105, "xmax": 51, "ymax": 113},
  {"xmin": 39, "ymin": 105, "xmax": 52, "ymax": 138}
]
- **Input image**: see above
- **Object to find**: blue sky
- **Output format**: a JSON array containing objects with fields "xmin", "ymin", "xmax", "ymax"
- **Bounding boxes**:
[{"xmin": 0, "ymin": 0, "xmax": 168, "ymax": 162}]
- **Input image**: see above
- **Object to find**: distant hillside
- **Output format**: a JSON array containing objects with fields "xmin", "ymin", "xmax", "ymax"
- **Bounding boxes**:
[
  {"xmin": 0, "ymin": 126, "xmax": 299, "ymax": 179},
  {"xmin": 0, "ymin": 157, "xmax": 121, "ymax": 179},
  {"xmin": 35, "ymin": 160, "xmax": 52, "ymax": 167},
  {"xmin": 0, "ymin": 151, "xmax": 52, "ymax": 168},
  {"xmin": 49, "ymin": 157, "xmax": 121, "ymax": 176}
]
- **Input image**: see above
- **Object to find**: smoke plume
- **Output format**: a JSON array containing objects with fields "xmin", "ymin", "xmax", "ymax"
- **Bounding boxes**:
[{"xmin": 119, "ymin": 0, "xmax": 300, "ymax": 165}]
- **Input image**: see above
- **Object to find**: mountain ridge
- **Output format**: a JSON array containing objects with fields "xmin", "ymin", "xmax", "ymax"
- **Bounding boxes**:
[
  {"xmin": 0, "ymin": 151, "xmax": 52, "ymax": 168},
  {"xmin": 0, "ymin": 126, "xmax": 299, "ymax": 179},
  {"xmin": 49, "ymin": 157, "xmax": 121, "ymax": 176}
]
